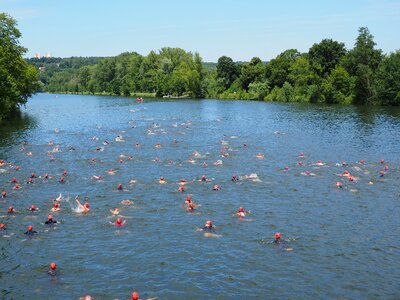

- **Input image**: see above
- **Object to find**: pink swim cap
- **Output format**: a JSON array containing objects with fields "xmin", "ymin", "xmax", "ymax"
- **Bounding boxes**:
[
  {"xmin": 116, "ymin": 218, "xmax": 122, "ymax": 225},
  {"xmin": 50, "ymin": 262, "xmax": 56, "ymax": 270},
  {"xmin": 132, "ymin": 291, "xmax": 139, "ymax": 300},
  {"xmin": 275, "ymin": 232, "xmax": 281, "ymax": 239}
]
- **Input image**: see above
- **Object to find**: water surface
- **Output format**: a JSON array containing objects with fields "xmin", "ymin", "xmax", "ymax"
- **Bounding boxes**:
[{"xmin": 0, "ymin": 94, "xmax": 399, "ymax": 299}]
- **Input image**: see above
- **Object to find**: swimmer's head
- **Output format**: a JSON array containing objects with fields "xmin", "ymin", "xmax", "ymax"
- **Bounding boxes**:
[
  {"xmin": 213, "ymin": 184, "xmax": 219, "ymax": 190},
  {"xmin": 27, "ymin": 178, "xmax": 33, "ymax": 183},
  {"xmin": 48, "ymin": 214, "xmax": 53, "ymax": 220},
  {"xmin": 116, "ymin": 218, "xmax": 122, "ymax": 225},
  {"xmin": 181, "ymin": 178, "xmax": 186, "ymax": 183},
  {"xmin": 15, "ymin": 183, "xmax": 20, "ymax": 189},
  {"xmin": 50, "ymin": 262, "xmax": 56, "ymax": 270},
  {"xmin": 359, "ymin": 159, "xmax": 365, "ymax": 164},
  {"xmin": 83, "ymin": 296, "xmax": 92, "ymax": 300},
  {"xmin": 31, "ymin": 172, "xmax": 35, "ymax": 178},
  {"xmin": 1, "ymin": 191, "xmax": 6, "ymax": 198},
  {"xmin": 205, "ymin": 220, "xmax": 213, "ymax": 227},
  {"xmin": 0, "ymin": 223, "xmax": 5, "ymax": 229},
  {"xmin": 132, "ymin": 291, "xmax": 139, "ymax": 300},
  {"xmin": 31, "ymin": 204, "xmax": 36, "ymax": 210},
  {"xmin": 343, "ymin": 170, "xmax": 349, "ymax": 175},
  {"xmin": 8, "ymin": 206, "xmax": 13, "ymax": 213},
  {"xmin": 380, "ymin": 159, "xmax": 385, "ymax": 164},
  {"xmin": 275, "ymin": 232, "xmax": 281, "ymax": 240},
  {"xmin": 238, "ymin": 207, "xmax": 244, "ymax": 212},
  {"xmin": 284, "ymin": 166, "xmax": 289, "ymax": 170},
  {"xmin": 349, "ymin": 176, "xmax": 354, "ymax": 181},
  {"xmin": 59, "ymin": 177, "xmax": 65, "ymax": 182},
  {"xmin": 11, "ymin": 177, "xmax": 17, "ymax": 183},
  {"xmin": 54, "ymin": 202, "xmax": 59, "ymax": 208},
  {"xmin": 178, "ymin": 186, "xmax": 184, "ymax": 192},
  {"xmin": 186, "ymin": 195, "xmax": 191, "ymax": 201},
  {"xmin": 15, "ymin": 166, "xmax": 20, "ymax": 171},
  {"xmin": 160, "ymin": 176, "xmax": 164, "ymax": 181},
  {"xmin": 84, "ymin": 203, "xmax": 90, "ymax": 209},
  {"xmin": 117, "ymin": 183, "xmax": 123, "ymax": 190},
  {"xmin": 45, "ymin": 173, "xmax": 49, "ymax": 178},
  {"xmin": 27, "ymin": 225, "xmax": 33, "ymax": 231},
  {"xmin": 63, "ymin": 170, "xmax": 68, "ymax": 176},
  {"xmin": 336, "ymin": 181, "xmax": 343, "ymax": 188}
]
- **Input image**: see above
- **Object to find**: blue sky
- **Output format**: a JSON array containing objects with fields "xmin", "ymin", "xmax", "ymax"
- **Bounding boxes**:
[{"xmin": 2, "ymin": 0, "xmax": 400, "ymax": 61}]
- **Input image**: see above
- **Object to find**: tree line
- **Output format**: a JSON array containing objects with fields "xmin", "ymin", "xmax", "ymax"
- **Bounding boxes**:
[
  {"xmin": 32, "ymin": 27, "xmax": 400, "ymax": 106},
  {"xmin": 2, "ymin": 10, "xmax": 400, "ymax": 123}
]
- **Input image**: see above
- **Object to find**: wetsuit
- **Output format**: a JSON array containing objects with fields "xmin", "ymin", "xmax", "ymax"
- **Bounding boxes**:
[{"xmin": 45, "ymin": 219, "xmax": 57, "ymax": 224}]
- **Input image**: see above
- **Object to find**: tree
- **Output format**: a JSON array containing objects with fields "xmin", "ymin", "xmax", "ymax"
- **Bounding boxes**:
[
  {"xmin": 266, "ymin": 49, "xmax": 300, "ymax": 87},
  {"xmin": 0, "ymin": 13, "xmax": 39, "ymax": 120},
  {"xmin": 308, "ymin": 39, "xmax": 346, "ymax": 78},
  {"xmin": 344, "ymin": 27, "xmax": 382, "ymax": 104},
  {"xmin": 238, "ymin": 57, "xmax": 265, "ymax": 91},
  {"xmin": 375, "ymin": 51, "xmax": 400, "ymax": 105},
  {"xmin": 216, "ymin": 56, "xmax": 239, "ymax": 89}
]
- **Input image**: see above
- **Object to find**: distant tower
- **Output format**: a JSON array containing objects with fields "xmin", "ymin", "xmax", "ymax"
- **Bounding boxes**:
[
  {"xmin": 45, "ymin": 52, "xmax": 52, "ymax": 58},
  {"xmin": 35, "ymin": 53, "xmax": 41, "ymax": 59}
]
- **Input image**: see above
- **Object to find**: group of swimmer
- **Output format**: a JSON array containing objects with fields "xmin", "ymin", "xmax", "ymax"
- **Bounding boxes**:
[{"xmin": 0, "ymin": 101, "xmax": 394, "ymax": 299}]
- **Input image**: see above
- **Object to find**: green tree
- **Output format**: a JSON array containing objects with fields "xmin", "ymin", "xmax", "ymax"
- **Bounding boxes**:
[
  {"xmin": 344, "ymin": 27, "xmax": 382, "ymax": 104},
  {"xmin": 375, "ymin": 51, "xmax": 400, "ymax": 105},
  {"xmin": 266, "ymin": 49, "xmax": 300, "ymax": 87},
  {"xmin": 216, "ymin": 56, "xmax": 239, "ymax": 89},
  {"xmin": 308, "ymin": 39, "xmax": 346, "ymax": 78},
  {"xmin": 238, "ymin": 57, "xmax": 265, "ymax": 91},
  {"xmin": 0, "ymin": 13, "xmax": 39, "ymax": 120}
]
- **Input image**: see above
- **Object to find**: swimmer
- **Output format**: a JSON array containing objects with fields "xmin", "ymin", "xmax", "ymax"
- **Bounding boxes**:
[
  {"xmin": 159, "ymin": 176, "xmax": 166, "ymax": 184},
  {"xmin": 31, "ymin": 172, "xmax": 36, "ymax": 178},
  {"xmin": 110, "ymin": 208, "xmax": 120, "ymax": 215},
  {"xmin": 45, "ymin": 214, "xmax": 57, "ymax": 224},
  {"xmin": 213, "ymin": 184, "xmax": 219, "ymax": 191},
  {"xmin": 51, "ymin": 202, "xmax": 60, "ymax": 212},
  {"xmin": 313, "ymin": 160, "xmax": 325, "ymax": 166},
  {"xmin": 43, "ymin": 173, "xmax": 51, "ymax": 179},
  {"xmin": 15, "ymin": 166, "xmax": 20, "ymax": 171},
  {"xmin": 203, "ymin": 220, "xmax": 214, "ymax": 231},
  {"xmin": 92, "ymin": 175, "xmax": 103, "ymax": 180},
  {"xmin": 120, "ymin": 199, "xmax": 133, "ymax": 205},
  {"xmin": 231, "ymin": 175, "xmax": 239, "ymax": 181},
  {"xmin": 63, "ymin": 170, "xmax": 68, "ymax": 176},
  {"xmin": 14, "ymin": 183, "xmax": 20, "ymax": 189},
  {"xmin": 110, "ymin": 217, "xmax": 126, "ymax": 227},
  {"xmin": 237, "ymin": 207, "xmax": 247, "ymax": 218},
  {"xmin": 199, "ymin": 175, "xmax": 211, "ymax": 182},
  {"xmin": 1, "ymin": 191, "xmax": 6, "ymax": 199},
  {"xmin": 301, "ymin": 171, "xmax": 316, "ymax": 176},
  {"xmin": 8, "ymin": 206, "xmax": 15, "ymax": 214},
  {"xmin": 106, "ymin": 169, "xmax": 116, "ymax": 175},
  {"xmin": 336, "ymin": 181, "xmax": 343, "ymax": 188},
  {"xmin": 297, "ymin": 161, "xmax": 303, "ymax": 166},
  {"xmin": 75, "ymin": 196, "xmax": 90, "ymax": 213},
  {"xmin": 213, "ymin": 160, "xmax": 223, "ymax": 165},
  {"xmin": 284, "ymin": 166, "xmax": 289, "ymax": 171},
  {"xmin": 28, "ymin": 204, "xmax": 39, "ymax": 212},
  {"xmin": 59, "ymin": 177, "xmax": 65, "ymax": 183},
  {"xmin": 27, "ymin": 177, "xmax": 33, "ymax": 184},
  {"xmin": 202, "ymin": 162, "xmax": 208, "ymax": 167},
  {"xmin": 11, "ymin": 177, "xmax": 17, "ymax": 183},
  {"xmin": 155, "ymin": 143, "xmax": 161, "ymax": 149},
  {"xmin": 117, "ymin": 183, "xmax": 124, "ymax": 190},
  {"xmin": 24, "ymin": 225, "xmax": 37, "ymax": 235},
  {"xmin": 256, "ymin": 153, "xmax": 264, "ymax": 159},
  {"xmin": 274, "ymin": 232, "xmax": 281, "ymax": 244},
  {"xmin": 178, "ymin": 186, "xmax": 185, "ymax": 192},
  {"xmin": 298, "ymin": 152, "xmax": 305, "ymax": 158},
  {"xmin": 0, "ymin": 223, "xmax": 6, "ymax": 230},
  {"xmin": 48, "ymin": 262, "xmax": 57, "ymax": 276}
]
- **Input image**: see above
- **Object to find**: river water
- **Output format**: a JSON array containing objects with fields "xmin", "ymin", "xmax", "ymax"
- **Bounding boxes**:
[{"xmin": 0, "ymin": 94, "xmax": 399, "ymax": 299}]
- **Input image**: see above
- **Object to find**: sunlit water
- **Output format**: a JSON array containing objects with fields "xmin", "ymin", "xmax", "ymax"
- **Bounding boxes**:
[{"xmin": 1, "ymin": 94, "xmax": 400, "ymax": 299}]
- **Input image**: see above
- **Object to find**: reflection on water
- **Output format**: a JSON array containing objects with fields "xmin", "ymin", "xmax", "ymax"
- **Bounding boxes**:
[{"xmin": 0, "ymin": 93, "xmax": 400, "ymax": 299}]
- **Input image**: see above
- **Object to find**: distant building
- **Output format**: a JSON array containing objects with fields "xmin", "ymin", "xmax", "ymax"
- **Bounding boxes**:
[
  {"xmin": 35, "ymin": 53, "xmax": 41, "ymax": 59},
  {"xmin": 45, "ymin": 52, "xmax": 52, "ymax": 58}
]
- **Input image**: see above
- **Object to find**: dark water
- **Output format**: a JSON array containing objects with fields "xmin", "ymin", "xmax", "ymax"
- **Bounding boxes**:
[{"xmin": 1, "ymin": 94, "xmax": 400, "ymax": 299}]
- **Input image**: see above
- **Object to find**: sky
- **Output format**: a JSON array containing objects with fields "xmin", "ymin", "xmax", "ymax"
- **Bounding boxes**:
[{"xmin": 2, "ymin": 0, "xmax": 400, "ymax": 62}]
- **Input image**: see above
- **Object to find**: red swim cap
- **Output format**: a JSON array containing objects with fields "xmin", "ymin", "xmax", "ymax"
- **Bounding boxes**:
[
  {"xmin": 54, "ymin": 203, "xmax": 59, "ymax": 208},
  {"xmin": 239, "ymin": 207, "xmax": 244, "ymax": 212},
  {"xmin": 83, "ymin": 296, "xmax": 92, "ymax": 300},
  {"xmin": 116, "ymin": 218, "xmax": 122, "ymax": 224},
  {"xmin": 284, "ymin": 166, "xmax": 289, "ymax": 170},
  {"xmin": 28, "ymin": 225, "xmax": 33, "ymax": 231},
  {"xmin": 84, "ymin": 203, "xmax": 90, "ymax": 208},
  {"xmin": 0, "ymin": 223, "xmax": 5, "ymax": 229},
  {"xmin": 117, "ymin": 184, "xmax": 123, "ymax": 190},
  {"xmin": 48, "ymin": 214, "xmax": 53, "ymax": 220},
  {"xmin": 59, "ymin": 177, "xmax": 64, "ymax": 182},
  {"xmin": 380, "ymin": 159, "xmax": 385, "ymax": 164},
  {"xmin": 8, "ymin": 206, "xmax": 13, "ymax": 213},
  {"xmin": 1, "ymin": 191, "xmax": 6, "ymax": 197},
  {"xmin": 379, "ymin": 171, "xmax": 385, "ymax": 175},
  {"xmin": 359, "ymin": 159, "xmax": 365, "ymax": 164},
  {"xmin": 31, "ymin": 172, "xmax": 35, "ymax": 178},
  {"xmin": 11, "ymin": 177, "xmax": 17, "ymax": 183},
  {"xmin": 275, "ymin": 232, "xmax": 281, "ymax": 239},
  {"xmin": 132, "ymin": 291, "xmax": 139, "ymax": 300},
  {"xmin": 160, "ymin": 176, "xmax": 164, "ymax": 180},
  {"xmin": 15, "ymin": 166, "xmax": 20, "ymax": 171},
  {"xmin": 15, "ymin": 183, "xmax": 20, "ymax": 189},
  {"xmin": 50, "ymin": 262, "xmax": 56, "ymax": 270},
  {"xmin": 181, "ymin": 178, "xmax": 186, "ymax": 182},
  {"xmin": 31, "ymin": 204, "xmax": 36, "ymax": 210},
  {"xmin": 186, "ymin": 195, "xmax": 191, "ymax": 201},
  {"xmin": 63, "ymin": 170, "xmax": 68, "ymax": 175},
  {"xmin": 349, "ymin": 176, "xmax": 354, "ymax": 181},
  {"xmin": 343, "ymin": 170, "xmax": 349, "ymax": 175}
]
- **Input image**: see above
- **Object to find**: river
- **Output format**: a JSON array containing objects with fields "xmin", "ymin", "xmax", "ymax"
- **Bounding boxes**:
[{"xmin": 0, "ymin": 93, "xmax": 399, "ymax": 299}]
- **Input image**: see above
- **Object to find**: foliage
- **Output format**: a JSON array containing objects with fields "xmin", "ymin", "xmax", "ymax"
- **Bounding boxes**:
[
  {"xmin": 0, "ymin": 13, "xmax": 39, "ymax": 120},
  {"xmin": 26, "ymin": 26, "xmax": 400, "ymax": 106}
]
